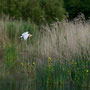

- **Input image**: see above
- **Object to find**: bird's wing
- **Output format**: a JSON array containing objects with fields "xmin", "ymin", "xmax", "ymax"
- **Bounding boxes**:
[{"xmin": 22, "ymin": 32, "xmax": 28, "ymax": 36}]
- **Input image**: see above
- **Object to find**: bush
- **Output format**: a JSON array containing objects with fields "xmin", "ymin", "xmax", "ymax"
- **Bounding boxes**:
[
  {"xmin": 0, "ymin": 0, "xmax": 66, "ymax": 24},
  {"xmin": 64, "ymin": 0, "xmax": 90, "ymax": 19},
  {"xmin": 40, "ymin": 0, "xmax": 66, "ymax": 23}
]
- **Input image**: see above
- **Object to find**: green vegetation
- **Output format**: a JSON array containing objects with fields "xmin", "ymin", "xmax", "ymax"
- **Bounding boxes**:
[
  {"xmin": 5, "ymin": 44, "xmax": 17, "ymax": 69},
  {"xmin": 0, "ymin": 0, "xmax": 66, "ymax": 24},
  {"xmin": 0, "ymin": 0, "xmax": 90, "ymax": 23},
  {"xmin": 0, "ymin": 17, "xmax": 90, "ymax": 87},
  {"xmin": 64, "ymin": 0, "xmax": 90, "ymax": 19},
  {"xmin": 36, "ymin": 57, "xmax": 90, "ymax": 87},
  {"xmin": 0, "ymin": 0, "xmax": 90, "ymax": 89}
]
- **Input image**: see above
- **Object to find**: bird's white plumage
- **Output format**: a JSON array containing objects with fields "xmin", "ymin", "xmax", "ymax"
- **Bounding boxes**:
[
  {"xmin": 23, "ymin": 33, "xmax": 29, "ymax": 40},
  {"xmin": 22, "ymin": 32, "xmax": 29, "ymax": 37}
]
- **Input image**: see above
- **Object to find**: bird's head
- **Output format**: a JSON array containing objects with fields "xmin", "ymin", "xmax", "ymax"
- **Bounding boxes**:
[{"xmin": 28, "ymin": 34, "xmax": 32, "ymax": 38}]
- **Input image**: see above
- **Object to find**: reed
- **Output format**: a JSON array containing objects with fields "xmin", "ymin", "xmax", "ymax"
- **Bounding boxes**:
[{"xmin": 0, "ymin": 16, "xmax": 90, "ymax": 87}]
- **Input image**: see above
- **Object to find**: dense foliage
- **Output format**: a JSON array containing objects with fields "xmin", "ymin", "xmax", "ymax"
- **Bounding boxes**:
[
  {"xmin": 0, "ymin": 0, "xmax": 90, "ymax": 23},
  {"xmin": 0, "ymin": 0, "xmax": 66, "ymax": 24},
  {"xmin": 64, "ymin": 0, "xmax": 90, "ymax": 19}
]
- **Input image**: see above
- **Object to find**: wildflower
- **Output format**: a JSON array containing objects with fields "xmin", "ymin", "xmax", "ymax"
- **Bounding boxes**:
[
  {"xmin": 21, "ymin": 62, "xmax": 24, "ymax": 66},
  {"xmin": 86, "ymin": 70, "xmax": 89, "ymax": 73},
  {"xmin": 48, "ymin": 57, "xmax": 52, "ymax": 61},
  {"xmin": 32, "ymin": 62, "xmax": 35, "ymax": 66}
]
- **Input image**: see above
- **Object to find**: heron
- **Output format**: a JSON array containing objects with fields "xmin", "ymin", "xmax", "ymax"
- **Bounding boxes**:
[{"xmin": 20, "ymin": 32, "xmax": 32, "ymax": 40}]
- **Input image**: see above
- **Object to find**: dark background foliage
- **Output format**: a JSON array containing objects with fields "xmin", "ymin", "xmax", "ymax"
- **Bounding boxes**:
[{"xmin": 64, "ymin": 0, "xmax": 90, "ymax": 19}]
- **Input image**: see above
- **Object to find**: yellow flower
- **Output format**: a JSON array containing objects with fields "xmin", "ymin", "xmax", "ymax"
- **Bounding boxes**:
[
  {"xmin": 21, "ymin": 62, "xmax": 24, "ymax": 66},
  {"xmin": 86, "ymin": 70, "xmax": 89, "ymax": 73},
  {"xmin": 48, "ymin": 57, "xmax": 52, "ymax": 61},
  {"xmin": 32, "ymin": 62, "xmax": 35, "ymax": 65}
]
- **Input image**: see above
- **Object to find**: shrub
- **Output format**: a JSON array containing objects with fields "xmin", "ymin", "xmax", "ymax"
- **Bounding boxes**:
[{"xmin": 0, "ymin": 0, "xmax": 66, "ymax": 24}]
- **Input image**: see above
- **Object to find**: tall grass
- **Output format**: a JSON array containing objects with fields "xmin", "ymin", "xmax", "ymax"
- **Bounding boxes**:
[{"xmin": 0, "ymin": 16, "xmax": 90, "ymax": 87}]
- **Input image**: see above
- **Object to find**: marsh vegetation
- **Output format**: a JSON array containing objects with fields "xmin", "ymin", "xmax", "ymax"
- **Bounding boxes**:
[{"xmin": 0, "ymin": 16, "xmax": 90, "ymax": 89}]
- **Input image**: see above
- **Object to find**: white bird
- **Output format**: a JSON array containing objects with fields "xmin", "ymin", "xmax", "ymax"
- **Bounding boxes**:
[{"xmin": 20, "ymin": 32, "xmax": 32, "ymax": 40}]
